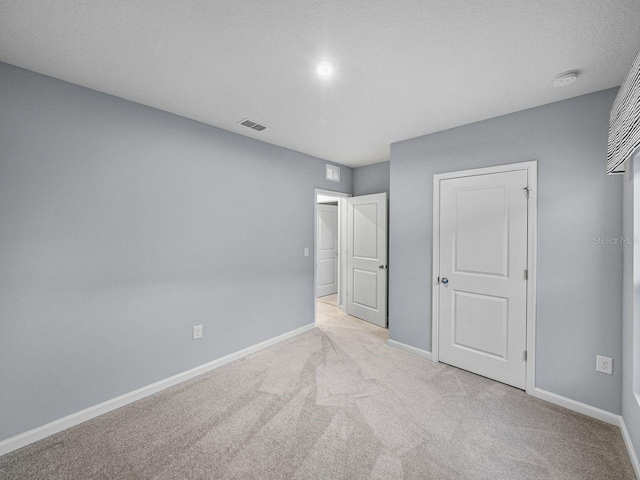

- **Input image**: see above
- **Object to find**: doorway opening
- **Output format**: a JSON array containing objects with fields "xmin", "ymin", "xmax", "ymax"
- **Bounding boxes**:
[
  {"xmin": 313, "ymin": 189, "xmax": 389, "ymax": 329},
  {"xmin": 314, "ymin": 190, "xmax": 349, "ymax": 326}
]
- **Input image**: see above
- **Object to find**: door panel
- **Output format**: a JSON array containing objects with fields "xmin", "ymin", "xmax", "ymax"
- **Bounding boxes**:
[
  {"xmin": 316, "ymin": 204, "xmax": 338, "ymax": 297},
  {"xmin": 438, "ymin": 170, "xmax": 528, "ymax": 389},
  {"xmin": 453, "ymin": 291, "xmax": 508, "ymax": 359},
  {"xmin": 317, "ymin": 259, "xmax": 336, "ymax": 289},
  {"xmin": 353, "ymin": 269, "xmax": 378, "ymax": 309},
  {"xmin": 454, "ymin": 187, "xmax": 508, "ymax": 277},
  {"xmin": 347, "ymin": 193, "xmax": 387, "ymax": 327},
  {"xmin": 353, "ymin": 203, "xmax": 378, "ymax": 259}
]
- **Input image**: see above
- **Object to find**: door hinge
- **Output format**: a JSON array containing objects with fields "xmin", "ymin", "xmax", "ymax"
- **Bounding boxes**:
[
  {"xmin": 524, "ymin": 350, "xmax": 528, "ymax": 361},
  {"xmin": 524, "ymin": 187, "xmax": 530, "ymax": 199},
  {"xmin": 524, "ymin": 269, "xmax": 528, "ymax": 280}
]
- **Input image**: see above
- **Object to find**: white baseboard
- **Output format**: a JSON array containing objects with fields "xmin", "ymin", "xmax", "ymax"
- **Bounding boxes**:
[
  {"xmin": 524, "ymin": 389, "xmax": 640, "ymax": 477},
  {"xmin": 533, "ymin": 388, "xmax": 621, "ymax": 425},
  {"xmin": 387, "ymin": 339, "xmax": 432, "ymax": 360},
  {"xmin": 620, "ymin": 416, "xmax": 640, "ymax": 479},
  {"xmin": 533, "ymin": 389, "xmax": 640, "ymax": 478},
  {"xmin": 0, "ymin": 323, "xmax": 315, "ymax": 458}
]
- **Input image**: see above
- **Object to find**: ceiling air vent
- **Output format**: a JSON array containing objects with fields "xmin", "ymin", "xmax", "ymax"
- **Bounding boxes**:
[{"xmin": 238, "ymin": 118, "xmax": 268, "ymax": 132}]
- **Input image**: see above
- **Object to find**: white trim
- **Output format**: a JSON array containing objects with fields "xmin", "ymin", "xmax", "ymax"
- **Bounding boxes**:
[
  {"xmin": 431, "ymin": 174, "xmax": 441, "ymax": 363},
  {"xmin": 0, "ymin": 323, "xmax": 315, "ymax": 457},
  {"xmin": 525, "ymin": 164, "xmax": 538, "ymax": 397},
  {"xmin": 338, "ymin": 196, "xmax": 348, "ymax": 311},
  {"xmin": 534, "ymin": 389, "xmax": 639, "ymax": 477},
  {"xmin": 387, "ymin": 339, "xmax": 432, "ymax": 360},
  {"xmin": 314, "ymin": 189, "xmax": 351, "ymax": 326},
  {"xmin": 620, "ymin": 416, "xmax": 640, "ymax": 479},
  {"xmin": 431, "ymin": 161, "xmax": 538, "ymax": 395},
  {"xmin": 533, "ymin": 388, "xmax": 620, "ymax": 425}
]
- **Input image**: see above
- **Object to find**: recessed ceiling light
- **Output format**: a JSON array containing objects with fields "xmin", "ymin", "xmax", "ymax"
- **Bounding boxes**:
[
  {"xmin": 315, "ymin": 61, "xmax": 335, "ymax": 77},
  {"xmin": 552, "ymin": 71, "xmax": 579, "ymax": 88}
]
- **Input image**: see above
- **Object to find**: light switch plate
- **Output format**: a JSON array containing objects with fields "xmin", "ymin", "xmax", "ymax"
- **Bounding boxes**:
[
  {"xmin": 193, "ymin": 325, "xmax": 203, "ymax": 340},
  {"xmin": 304, "ymin": 247, "xmax": 309, "ymax": 257}
]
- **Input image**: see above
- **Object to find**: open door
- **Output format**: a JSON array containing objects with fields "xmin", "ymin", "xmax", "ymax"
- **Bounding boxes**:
[{"xmin": 346, "ymin": 193, "xmax": 388, "ymax": 327}]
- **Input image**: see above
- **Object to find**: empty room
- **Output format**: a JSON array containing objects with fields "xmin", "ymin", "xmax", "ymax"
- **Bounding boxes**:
[{"xmin": 2, "ymin": 1, "xmax": 640, "ymax": 479}]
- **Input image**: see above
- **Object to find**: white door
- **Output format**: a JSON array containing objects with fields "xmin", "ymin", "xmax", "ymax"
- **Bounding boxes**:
[
  {"xmin": 316, "ymin": 204, "xmax": 338, "ymax": 297},
  {"xmin": 438, "ymin": 170, "xmax": 528, "ymax": 389},
  {"xmin": 347, "ymin": 193, "xmax": 388, "ymax": 327}
]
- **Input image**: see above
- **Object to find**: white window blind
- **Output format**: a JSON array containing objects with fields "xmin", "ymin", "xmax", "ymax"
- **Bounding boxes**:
[{"xmin": 607, "ymin": 47, "xmax": 640, "ymax": 174}]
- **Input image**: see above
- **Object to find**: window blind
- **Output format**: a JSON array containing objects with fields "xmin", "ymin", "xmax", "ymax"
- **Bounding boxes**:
[{"xmin": 607, "ymin": 47, "xmax": 640, "ymax": 174}]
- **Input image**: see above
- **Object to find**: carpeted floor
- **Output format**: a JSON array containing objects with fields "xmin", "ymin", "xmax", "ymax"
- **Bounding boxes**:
[
  {"xmin": 316, "ymin": 293, "xmax": 338, "ymax": 306},
  {"xmin": 0, "ymin": 302, "xmax": 635, "ymax": 479}
]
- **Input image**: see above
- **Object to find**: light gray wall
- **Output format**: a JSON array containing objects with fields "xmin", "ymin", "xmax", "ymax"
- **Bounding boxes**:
[
  {"xmin": 389, "ymin": 89, "xmax": 624, "ymax": 414},
  {"xmin": 0, "ymin": 62, "xmax": 352, "ymax": 441},
  {"xmin": 353, "ymin": 161, "xmax": 390, "ymax": 196},
  {"xmin": 622, "ymin": 154, "xmax": 640, "ymax": 461}
]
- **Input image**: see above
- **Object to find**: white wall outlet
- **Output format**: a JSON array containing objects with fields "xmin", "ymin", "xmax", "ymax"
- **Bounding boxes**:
[
  {"xmin": 304, "ymin": 247, "xmax": 309, "ymax": 257},
  {"xmin": 596, "ymin": 355, "xmax": 613, "ymax": 375},
  {"xmin": 193, "ymin": 325, "xmax": 203, "ymax": 340}
]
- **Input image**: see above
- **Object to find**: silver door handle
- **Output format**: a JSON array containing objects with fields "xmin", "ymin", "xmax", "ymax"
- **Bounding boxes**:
[
  {"xmin": 441, "ymin": 277, "xmax": 449, "ymax": 284},
  {"xmin": 379, "ymin": 265, "xmax": 385, "ymax": 269}
]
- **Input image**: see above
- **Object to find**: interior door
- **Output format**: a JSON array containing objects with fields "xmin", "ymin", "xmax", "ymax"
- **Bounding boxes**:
[
  {"xmin": 316, "ymin": 204, "xmax": 338, "ymax": 297},
  {"xmin": 347, "ymin": 193, "xmax": 388, "ymax": 327},
  {"xmin": 438, "ymin": 170, "xmax": 528, "ymax": 389}
]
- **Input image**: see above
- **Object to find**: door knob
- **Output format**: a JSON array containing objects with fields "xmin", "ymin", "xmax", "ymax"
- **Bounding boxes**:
[
  {"xmin": 379, "ymin": 265, "xmax": 385, "ymax": 269},
  {"xmin": 441, "ymin": 277, "xmax": 449, "ymax": 284}
]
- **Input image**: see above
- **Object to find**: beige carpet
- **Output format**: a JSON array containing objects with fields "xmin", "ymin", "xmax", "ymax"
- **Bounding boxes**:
[
  {"xmin": 316, "ymin": 293, "xmax": 338, "ymax": 306},
  {"xmin": 0, "ymin": 302, "xmax": 634, "ymax": 479}
]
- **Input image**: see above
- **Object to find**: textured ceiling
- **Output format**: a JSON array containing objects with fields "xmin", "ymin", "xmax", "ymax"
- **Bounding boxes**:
[{"xmin": 1, "ymin": 1, "xmax": 639, "ymax": 167}]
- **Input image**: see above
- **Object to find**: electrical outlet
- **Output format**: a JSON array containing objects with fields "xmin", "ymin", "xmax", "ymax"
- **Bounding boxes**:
[
  {"xmin": 304, "ymin": 247, "xmax": 309, "ymax": 257},
  {"xmin": 193, "ymin": 325, "xmax": 203, "ymax": 340},
  {"xmin": 596, "ymin": 355, "xmax": 613, "ymax": 375}
]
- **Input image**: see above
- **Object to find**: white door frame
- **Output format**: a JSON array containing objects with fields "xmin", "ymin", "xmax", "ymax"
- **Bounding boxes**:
[
  {"xmin": 431, "ymin": 161, "xmax": 537, "ymax": 395},
  {"xmin": 314, "ymin": 189, "xmax": 351, "ymax": 326}
]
